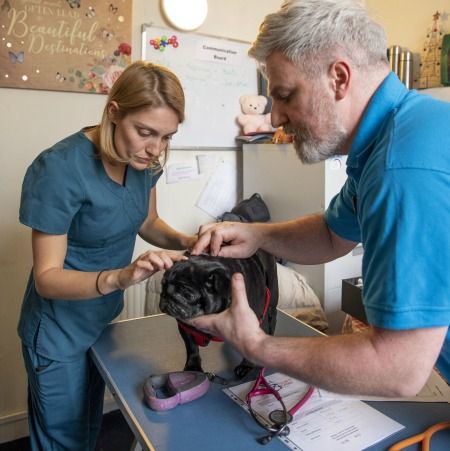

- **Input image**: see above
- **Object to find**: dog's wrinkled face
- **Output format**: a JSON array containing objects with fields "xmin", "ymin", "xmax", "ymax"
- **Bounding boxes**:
[
  {"xmin": 159, "ymin": 252, "xmax": 279, "ymax": 377},
  {"xmin": 160, "ymin": 256, "xmax": 240, "ymax": 320}
]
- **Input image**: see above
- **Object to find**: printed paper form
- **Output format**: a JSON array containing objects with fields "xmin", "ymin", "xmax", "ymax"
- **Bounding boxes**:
[
  {"xmin": 165, "ymin": 154, "xmax": 218, "ymax": 183},
  {"xmin": 165, "ymin": 162, "xmax": 201, "ymax": 184},
  {"xmin": 225, "ymin": 372, "xmax": 404, "ymax": 451}
]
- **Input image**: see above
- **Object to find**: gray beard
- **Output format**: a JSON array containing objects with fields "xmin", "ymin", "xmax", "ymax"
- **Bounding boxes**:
[
  {"xmin": 285, "ymin": 88, "xmax": 349, "ymax": 164},
  {"xmin": 291, "ymin": 125, "xmax": 348, "ymax": 164}
]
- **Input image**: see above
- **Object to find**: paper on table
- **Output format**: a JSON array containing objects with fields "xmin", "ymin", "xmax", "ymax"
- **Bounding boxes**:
[
  {"xmin": 225, "ymin": 372, "xmax": 404, "ymax": 451},
  {"xmin": 195, "ymin": 160, "xmax": 238, "ymax": 219},
  {"xmin": 317, "ymin": 369, "xmax": 450, "ymax": 403}
]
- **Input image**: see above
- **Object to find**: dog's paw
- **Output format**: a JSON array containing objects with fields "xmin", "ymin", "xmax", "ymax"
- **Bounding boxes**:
[
  {"xmin": 184, "ymin": 358, "xmax": 204, "ymax": 373},
  {"xmin": 233, "ymin": 359, "xmax": 256, "ymax": 379}
]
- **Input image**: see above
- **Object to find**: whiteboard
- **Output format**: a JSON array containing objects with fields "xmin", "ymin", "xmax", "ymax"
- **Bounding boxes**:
[{"xmin": 141, "ymin": 25, "xmax": 259, "ymax": 149}]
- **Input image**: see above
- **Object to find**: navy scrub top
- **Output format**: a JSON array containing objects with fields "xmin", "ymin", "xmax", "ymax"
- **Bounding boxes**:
[{"xmin": 18, "ymin": 130, "xmax": 161, "ymax": 361}]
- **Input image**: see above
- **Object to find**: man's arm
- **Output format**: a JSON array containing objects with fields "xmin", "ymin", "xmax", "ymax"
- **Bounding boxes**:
[
  {"xmin": 259, "ymin": 213, "xmax": 357, "ymax": 264},
  {"xmin": 191, "ymin": 273, "xmax": 447, "ymax": 397},
  {"xmin": 192, "ymin": 213, "xmax": 357, "ymax": 264},
  {"xmin": 255, "ymin": 326, "xmax": 446, "ymax": 397}
]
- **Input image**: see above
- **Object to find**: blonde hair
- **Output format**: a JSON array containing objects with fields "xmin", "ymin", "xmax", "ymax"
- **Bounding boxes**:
[{"xmin": 98, "ymin": 61, "xmax": 185, "ymax": 168}]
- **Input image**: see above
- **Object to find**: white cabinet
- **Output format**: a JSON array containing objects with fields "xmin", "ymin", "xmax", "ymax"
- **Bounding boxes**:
[{"xmin": 243, "ymin": 144, "xmax": 362, "ymax": 330}]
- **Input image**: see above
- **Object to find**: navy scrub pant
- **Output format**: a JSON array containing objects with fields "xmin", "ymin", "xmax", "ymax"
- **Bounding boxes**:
[{"xmin": 22, "ymin": 345, "xmax": 105, "ymax": 451}]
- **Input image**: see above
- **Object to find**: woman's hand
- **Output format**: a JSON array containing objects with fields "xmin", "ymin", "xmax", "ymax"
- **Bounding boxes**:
[
  {"xmin": 184, "ymin": 234, "xmax": 198, "ymax": 253},
  {"xmin": 115, "ymin": 250, "xmax": 187, "ymax": 290},
  {"xmin": 31, "ymin": 230, "xmax": 187, "ymax": 299}
]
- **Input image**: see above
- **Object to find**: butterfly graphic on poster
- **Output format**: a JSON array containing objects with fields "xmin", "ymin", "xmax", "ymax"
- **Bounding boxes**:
[
  {"xmin": 100, "ymin": 28, "xmax": 115, "ymax": 41},
  {"xmin": 56, "ymin": 72, "xmax": 66, "ymax": 82},
  {"xmin": 66, "ymin": 0, "xmax": 80, "ymax": 8},
  {"xmin": 9, "ymin": 51, "xmax": 24, "ymax": 64},
  {"xmin": 109, "ymin": 3, "xmax": 118, "ymax": 14},
  {"xmin": 1, "ymin": 0, "xmax": 11, "ymax": 12},
  {"xmin": 85, "ymin": 6, "xmax": 95, "ymax": 18}
]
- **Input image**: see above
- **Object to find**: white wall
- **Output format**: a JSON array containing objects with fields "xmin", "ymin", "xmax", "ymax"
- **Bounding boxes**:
[
  {"xmin": 0, "ymin": 0, "xmax": 280, "ymax": 443},
  {"xmin": 1, "ymin": 0, "xmax": 448, "ymax": 443}
]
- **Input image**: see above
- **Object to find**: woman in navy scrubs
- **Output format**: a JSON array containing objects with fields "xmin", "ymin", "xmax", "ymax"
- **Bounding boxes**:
[{"xmin": 18, "ymin": 61, "xmax": 196, "ymax": 450}]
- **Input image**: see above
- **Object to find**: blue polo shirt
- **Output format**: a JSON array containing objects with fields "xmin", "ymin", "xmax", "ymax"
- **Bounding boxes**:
[
  {"xmin": 325, "ymin": 73, "xmax": 450, "ymax": 382},
  {"xmin": 18, "ymin": 131, "xmax": 161, "ymax": 361}
]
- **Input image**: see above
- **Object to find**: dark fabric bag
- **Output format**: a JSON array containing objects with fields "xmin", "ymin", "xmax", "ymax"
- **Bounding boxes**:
[{"xmin": 221, "ymin": 193, "xmax": 270, "ymax": 223}]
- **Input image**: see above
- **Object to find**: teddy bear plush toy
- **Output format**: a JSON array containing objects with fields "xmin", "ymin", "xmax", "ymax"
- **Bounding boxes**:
[{"xmin": 237, "ymin": 94, "xmax": 274, "ymax": 135}]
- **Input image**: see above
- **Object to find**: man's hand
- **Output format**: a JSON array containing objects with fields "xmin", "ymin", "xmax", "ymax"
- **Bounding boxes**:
[
  {"xmin": 189, "ymin": 273, "xmax": 267, "ymax": 362},
  {"xmin": 191, "ymin": 222, "xmax": 262, "ymax": 258}
]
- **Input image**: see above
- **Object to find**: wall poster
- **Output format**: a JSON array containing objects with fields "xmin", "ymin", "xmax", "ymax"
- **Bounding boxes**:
[{"xmin": 0, "ymin": 0, "xmax": 132, "ymax": 94}]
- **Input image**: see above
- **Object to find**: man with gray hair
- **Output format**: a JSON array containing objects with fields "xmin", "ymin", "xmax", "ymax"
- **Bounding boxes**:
[{"xmin": 191, "ymin": 0, "xmax": 450, "ymax": 397}]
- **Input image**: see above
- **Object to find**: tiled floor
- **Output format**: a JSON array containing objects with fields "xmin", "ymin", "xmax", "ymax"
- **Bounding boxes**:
[{"xmin": 0, "ymin": 410, "xmax": 134, "ymax": 451}]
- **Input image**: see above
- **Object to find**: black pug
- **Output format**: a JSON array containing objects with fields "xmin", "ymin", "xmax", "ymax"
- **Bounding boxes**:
[{"xmin": 159, "ymin": 250, "xmax": 279, "ymax": 378}]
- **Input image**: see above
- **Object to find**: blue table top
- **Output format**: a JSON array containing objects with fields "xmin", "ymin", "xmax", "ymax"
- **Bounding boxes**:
[{"xmin": 90, "ymin": 313, "xmax": 450, "ymax": 451}]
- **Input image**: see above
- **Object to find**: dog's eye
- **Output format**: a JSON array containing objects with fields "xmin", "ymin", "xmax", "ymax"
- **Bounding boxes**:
[{"xmin": 205, "ymin": 274, "xmax": 216, "ymax": 288}]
